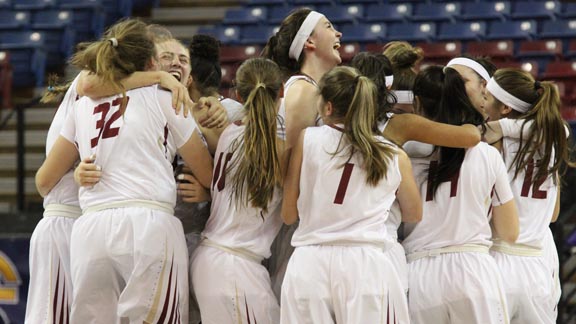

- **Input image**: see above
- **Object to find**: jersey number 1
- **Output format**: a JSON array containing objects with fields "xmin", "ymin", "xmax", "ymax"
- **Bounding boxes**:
[{"xmin": 334, "ymin": 163, "xmax": 354, "ymax": 204}]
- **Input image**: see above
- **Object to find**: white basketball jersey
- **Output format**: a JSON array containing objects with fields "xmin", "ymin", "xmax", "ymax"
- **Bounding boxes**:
[
  {"xmin": 402, "ymin": 142, "xmax": 514, "ymax": 254},
  {"xmin": 60, "ymin": 85, "xmax": 196, "ymax": 209},
  {"xmin": 277, "ymin": 75, "xmax": 319, "ymax": 140},
  {"xmin": 500, "ymin": 137, "xmax": 557, "ymax": 248},
  {"xmin": 43, "ymin": 74, "xmax": 81, "ymax": 207},
  {"xmin": 291, "ymin": 125, "xmax": 400, "ymax": 248},
  {"xmin": 202, "ymin": 123, "xmax": 283, "ymax": 259},
  {"xmin": 221, "ymin": 97, "xmax": 244, "ymax": 122}
]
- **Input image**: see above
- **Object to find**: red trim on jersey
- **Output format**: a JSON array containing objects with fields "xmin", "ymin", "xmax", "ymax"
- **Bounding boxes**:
[
  {"xmin": 167, "ymin": 272, "xmax": 178, "ymax": 324},
  {"xmin": 53, "ymin": 262, "xmax": 60, "ymax": 324},
  {"xmin": 157, "ymin": 257, "xmax": 174, "ymax": 324},
  {"xmin": 327, "ymin": 124, "xmax": 344, "ymax": 132}
]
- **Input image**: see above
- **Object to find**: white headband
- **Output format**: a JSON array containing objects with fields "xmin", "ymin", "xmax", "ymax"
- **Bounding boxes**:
[
  {"xmin": 385, "ymin": 75, "xmax": 394, "ymax": 88},
  {"xmin": 393, "ymin": 90, "xmax": 414, "ymax": 104},
  {"xmin": 288, "ymin": 11, "xmax": 325, "ymax": 61},
  {"xmin": 446, "ymin": 57, "xmax": 490, "ymax": 82},
  {"xmin": 487, "ymin": 78, "xmax": 532, "ymax": 113}
]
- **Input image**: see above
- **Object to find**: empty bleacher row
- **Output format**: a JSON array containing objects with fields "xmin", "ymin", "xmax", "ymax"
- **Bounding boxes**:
[{"xmin": 0, "ymin": 0, "xmax": 158, "ymax": 87}]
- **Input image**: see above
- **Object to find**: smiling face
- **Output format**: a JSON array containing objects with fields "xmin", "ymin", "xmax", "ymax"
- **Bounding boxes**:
[
  {"xmin": 450, "ymin": 64, "xmax": 487, "ymax": 117},
  {"xmin": 155, "ymin": 39, "xmax": 191, "ymax": 86},
  {"xmin": 307, "ymin": 17, "xmax": 343, "ymax": 66}
]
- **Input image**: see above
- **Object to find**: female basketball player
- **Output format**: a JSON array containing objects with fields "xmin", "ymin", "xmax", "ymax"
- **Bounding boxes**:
[
  {"xmin": 402, "ymin": 65, "xmax": 519, "ymax": 324},
  {"xmin": 281, "ymin": 66, "xmax": 421, "ymax": 324},
  {"xmin": 484, "ymin": 68, "xmax": 574, "ymax": 323},
  {"xmin": 190, "ymin": 58, "xmax": 284, "ymax": 324},
  {"xmin": 35, "ymin": 19, "xmax": 213, "ymax": 324}
]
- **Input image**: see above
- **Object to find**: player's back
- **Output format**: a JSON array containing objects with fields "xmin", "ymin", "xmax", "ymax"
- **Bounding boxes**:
[
  {"xmin": 292, "ymin": 125, "xmax": 400, "ymax": 248},
  {"xmin": 501, "ymin": 136, "xmax": 557, "ymax": 249},
  {"xmin": 403, "ymin": 142, "xmax": 507, "ymax": 253},
  {"xmin": 67, "ymin": 85, "xmax": 194, "ymax": 209},
  {"xmin": 203, "ymin": 123, "xmax": 283, "ymax": 259}
]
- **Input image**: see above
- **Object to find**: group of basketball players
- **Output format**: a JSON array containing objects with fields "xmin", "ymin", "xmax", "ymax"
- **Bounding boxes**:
[{"xmin": 24, "ymin": 6, "xmax": 574, "ymax": 324}]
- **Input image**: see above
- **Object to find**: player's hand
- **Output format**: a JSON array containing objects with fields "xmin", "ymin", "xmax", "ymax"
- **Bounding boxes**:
[
  {"xmin": 158, "ymin": 71, "xmax": 194, "ymax": 117},
  {"xmin": 177, "ymin": 172, "xmax": 211, "ymax": 203},
  {"xmin": 74, "ymin": 154, "xmax": 101, "ymax": 187},
  {"xmin": 193, "ymin": 96, "xmax": 229, "ymax": 129}
]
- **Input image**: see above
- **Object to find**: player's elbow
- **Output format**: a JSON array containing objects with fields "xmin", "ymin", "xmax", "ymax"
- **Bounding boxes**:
[
  {"xmin": 400, "ymin": 202, "xmax": 422, "ymax": 223},
  {"xmin": 35, "ymin": 169, "xmax": 51, "ymax": 197}
]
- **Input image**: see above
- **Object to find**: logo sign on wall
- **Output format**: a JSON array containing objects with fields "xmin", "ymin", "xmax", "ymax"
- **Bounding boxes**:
[{"xmin": 0, "ymin": 236, "xmax": 30, "ymax": 324}]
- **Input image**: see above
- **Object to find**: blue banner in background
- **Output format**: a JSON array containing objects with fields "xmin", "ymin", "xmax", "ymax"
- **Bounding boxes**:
[{"xmin": 0, "ymin": 236, "xmax": 30, "ymax": 324}]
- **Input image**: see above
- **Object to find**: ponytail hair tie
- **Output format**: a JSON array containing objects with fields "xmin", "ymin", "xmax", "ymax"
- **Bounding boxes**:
[
  {"xmin": 109, "ymin": 38, "xmax": 118, "ymax": 47},
  {"xmin": 534, "ymin": 80, "xmax": 541, "ymax": 90},
  {"xmin": 354, "ymin": 75, "xmax": 362, "ymax": 85},
  {"xmin": 255, "ymin": 82, "xmax": 266, "ymax": 90}
]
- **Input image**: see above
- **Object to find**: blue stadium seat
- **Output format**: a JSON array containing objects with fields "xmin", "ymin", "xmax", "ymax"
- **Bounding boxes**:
[
  {"xmin": 486, "ymin": 20, "xmax": 536, "ymax": 40},
  {"xmin": 340, "ymin": 23, "xmax": 386, "ymax": 43},
  {"xmin": 223, "ymin": 7, "xmax": 267, "ymax": 25},
  {"xmin": 31, "ymin": 10, "xmax": 73, "ymax": 29},
  {"xmin": 560, "ymin": 2, "xmax": 576, "ymax": 18},
  {"xmin": 386, "ymin": 22, "xmax": 436, "ymax": 42},
  {"xmin": 541, "ymin": 20, "xmax": 576, "ymax": 39},
  {"xmin": 340, "ymin": 0, "xmax": 378, "ymax": 3},
  {"xmin": 57, "ymin": 0, "xmax": 106, "ymax": 42},
  {"xmin": 269, "ymin": 6, "xmax": 298, "ymax": 24},
  {"xmin": 437, "ymin": 21, "xmax": 486, "ymax": 41},
  {"xmin": 240, "ymin": 25, "xmax": 277, "ymax": 45},
  {"xmin": 363, "ymin": 3, "xmax": 412, "ymax": 23},
  {"xmin": 103, "ymin": 0, "xmax": 134, "ymax": 25},
  {"xmin": 246, "ymin": 0, "xmax": 285, "ymax": 5},
  {"xmin": 293, "ymin": 0, "xmax": 332, "ymax": 5},
  {"xmin": 132, "ymin": 0, "xmax": 160, "ymax": 12},
  {"xmin": 0, "ymin": 31, "xmax": 46, "ymax": 86},
  {"xmin": 511, "ymin": 1, "xmax": 560, "ymax": 20},
  {"xmin": 13, "ymin": 0, "xmax": 56, "ymax": 10},
  {"xmin": 459, "ymin": 1, "xmax": 510, "ymax": 21},
  {"xmin": 317, "ymin": 4, "xmax": 363, "ymax": 24},
  {"xmin": 211, "ymin": 26, "xmax": 241, "ymax": 44},
  {"xmin": 32, "ymin": 10, "xmax": 75, "ymax": 66},
  {"xmin": 0, "ymin": 10, "xmax": 31, "ymax": 30},
  {"xmin": 411, "ymin": 2, "xmax": 461, "ymax": 22},
  {"xmin": 0, "ymin": 0, "xmax": 10, "ymax": 9}
]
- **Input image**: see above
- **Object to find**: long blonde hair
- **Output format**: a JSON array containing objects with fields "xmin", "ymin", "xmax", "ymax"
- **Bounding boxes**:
[
  {"xmin": 319, "ymin": 66, "xmax": 396, "ymax": 185},
  {"xmin": 228, "ymin": 58, "xmax": 283, "ymax": 211},
  {"xmin": 493, "ymin": 68, "xmax": 575, "ymax": 183},
  {"xmin": 70, "ymin": 18, "xmax": 155, "ymax": 112}
]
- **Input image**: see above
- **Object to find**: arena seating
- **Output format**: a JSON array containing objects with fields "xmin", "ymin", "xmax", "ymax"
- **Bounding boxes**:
[{"xmin": 0, "ymin": 0, "xmax": 144, "ymax": 87}]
